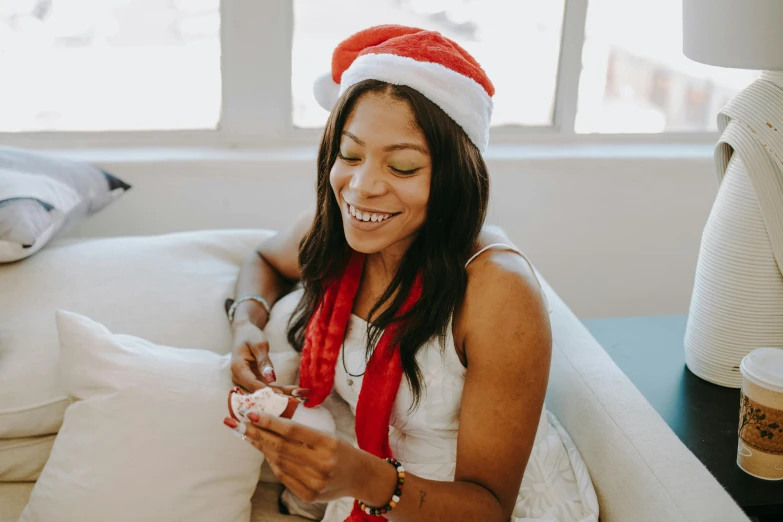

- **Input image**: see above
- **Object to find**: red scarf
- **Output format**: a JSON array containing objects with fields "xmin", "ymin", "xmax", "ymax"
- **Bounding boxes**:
[{"xmin": 299, "ymin": 250, "xmax": 421, "ymax": 521}]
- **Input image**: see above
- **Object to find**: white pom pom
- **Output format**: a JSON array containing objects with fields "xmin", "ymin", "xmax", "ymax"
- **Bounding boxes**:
[{"xmin": 313, "ymin": 72, "xmax": 341, "ymax": 112}]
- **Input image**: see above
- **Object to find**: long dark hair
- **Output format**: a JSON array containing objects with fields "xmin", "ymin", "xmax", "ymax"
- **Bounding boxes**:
[{"xmin": 288, "ymin": 79, "xmax": 489, "ymax": 406}]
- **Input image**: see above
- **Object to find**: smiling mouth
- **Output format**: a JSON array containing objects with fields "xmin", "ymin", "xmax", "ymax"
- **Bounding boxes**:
[{"xmin": 347, "ymin": 203, "xmax": 401, "ymax": 223}]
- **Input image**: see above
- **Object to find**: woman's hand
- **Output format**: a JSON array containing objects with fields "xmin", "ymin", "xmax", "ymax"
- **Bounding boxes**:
[
  {"xmin": 231, "ymin": 412, "xmax": 384, "ymax": 503},
  {"xmin": 230, "ymin": 320, "xmax": 278, "ymax": 392},
  {"xmin": 230, "ymin": 321, "xmax": 308, "ymax": 402}
]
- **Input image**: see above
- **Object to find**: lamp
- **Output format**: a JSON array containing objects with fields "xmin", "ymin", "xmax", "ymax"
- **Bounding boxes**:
[{"xmin": 683, "ymin": 0, "xmax": 783, "ymax": 388}]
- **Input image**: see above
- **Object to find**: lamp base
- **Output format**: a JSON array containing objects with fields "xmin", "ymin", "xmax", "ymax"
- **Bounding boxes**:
[{"xmin": 685, "ymin": 153, "xmax": 783, "ymax": 388}]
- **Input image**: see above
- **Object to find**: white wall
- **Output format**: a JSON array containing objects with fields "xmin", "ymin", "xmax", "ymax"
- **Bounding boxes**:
[{"xmin": 59, "ymin": 146, "xmax": 719, "ymax": 319}]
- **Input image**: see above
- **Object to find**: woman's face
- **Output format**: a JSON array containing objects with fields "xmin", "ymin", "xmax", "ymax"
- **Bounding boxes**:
[{"xmin": 330, "ymin": 91, "xmax": 432, "ymax": 256}]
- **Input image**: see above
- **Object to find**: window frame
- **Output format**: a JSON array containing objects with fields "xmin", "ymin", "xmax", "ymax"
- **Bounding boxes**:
[{"xmin": 0, "ymin": 0, "xmax": 722, "ymax": 149}]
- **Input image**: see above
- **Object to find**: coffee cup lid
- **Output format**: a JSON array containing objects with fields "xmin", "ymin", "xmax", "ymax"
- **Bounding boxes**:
[{"xmin": 740, "ymin": 348, "xmax": 783, "ymax": 393}]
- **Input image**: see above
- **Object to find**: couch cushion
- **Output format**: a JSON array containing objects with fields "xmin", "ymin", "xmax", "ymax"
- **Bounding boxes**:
[
  {"xmin": 0, "ymin": 435, "xmax": 55, "ymax": 482},
  {"xmin": 0, "ymin": 229, "xmax": 282, "ymax": 438},
  {"xmin": 540, "ymin": 278, "xmax": 750, "ymax": 522},
  {"xmin": 0, "ymin": 483, "xmax": 308, "ymax": 522}
]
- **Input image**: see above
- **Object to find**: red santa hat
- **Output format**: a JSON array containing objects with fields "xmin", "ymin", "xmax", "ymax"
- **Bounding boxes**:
[{"xmin": 313, "ymin": 25, "xmax": 495, "ymax": 153}]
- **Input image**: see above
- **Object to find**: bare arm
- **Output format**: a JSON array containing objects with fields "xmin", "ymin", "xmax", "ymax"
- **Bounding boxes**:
[
  {"xmin": 231, "ymin": 209, "xmax": 313, "ymax": 329},
  {"xmin": 357, "ymin": 252, "xmax": 552, "ymax": 521},
  {"xmin": 230, "ymin": 209, "xmax": 313, "ymax": 391}
]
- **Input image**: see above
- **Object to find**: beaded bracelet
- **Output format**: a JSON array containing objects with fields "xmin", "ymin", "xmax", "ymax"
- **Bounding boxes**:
[{"xmin": 358, "ymin": 457, "xmax": 406, "ymax": 517}]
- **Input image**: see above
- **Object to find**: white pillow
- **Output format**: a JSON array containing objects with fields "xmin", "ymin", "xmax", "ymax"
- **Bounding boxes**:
[
  {"xmin": 0, "ymin": 229, "xmax": 283, "ymax": 439},
  {"xmin": 19, "ymin": 310, "xmax": 266, "ymax": 522},
  {"xmin": 0, "ymin": 147, "xmax": 131, "ymax": 262}
]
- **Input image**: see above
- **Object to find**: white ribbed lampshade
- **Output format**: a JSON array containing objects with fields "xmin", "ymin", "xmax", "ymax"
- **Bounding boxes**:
[{"xmin": 683, "ymin": 0, "xmax": 783, "ymax": 70}]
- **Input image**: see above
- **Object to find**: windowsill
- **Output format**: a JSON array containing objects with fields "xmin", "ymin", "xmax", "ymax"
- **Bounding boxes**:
[{"xmin": 42, "ymin": 142, "xmax": 716, "ymax": 165}]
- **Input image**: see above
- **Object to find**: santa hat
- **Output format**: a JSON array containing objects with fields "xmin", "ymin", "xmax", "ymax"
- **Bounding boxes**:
[{"xmin": 313, "ymin": 25, "xmax": 495, "ymax": 153}]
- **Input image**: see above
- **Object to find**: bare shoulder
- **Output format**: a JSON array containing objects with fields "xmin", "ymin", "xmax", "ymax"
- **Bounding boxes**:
[
  {"xmin": 464, "ymin": 246, "xmax": 547, "ymax": 323},
  {"xmin": 453, "ymin": 243, "xmax": 551, "ymax": 365},
  {"xmin": 468, "ymin": 224, "xmax": 545, "ymax": 313}
]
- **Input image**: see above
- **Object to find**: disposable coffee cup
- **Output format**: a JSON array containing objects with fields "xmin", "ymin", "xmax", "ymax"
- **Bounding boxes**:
[{"xmin": 737, "ymin": 348, "xmax": 783, "ymax": 480}]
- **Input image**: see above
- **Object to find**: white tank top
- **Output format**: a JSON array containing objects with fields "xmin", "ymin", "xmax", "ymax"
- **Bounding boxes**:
[{"xmin": 332, "ymin": 243, "xmax": 549, "ymax": 481}]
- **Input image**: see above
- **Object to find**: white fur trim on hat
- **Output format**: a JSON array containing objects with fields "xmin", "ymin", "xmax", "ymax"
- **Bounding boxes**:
[
  {"xmin": 313, "ymin": 72, "xmax": 341, "ymax": 112},
  {"xmin": 315, "ymin": 53, "xmax": 493, "ymax": 152}
]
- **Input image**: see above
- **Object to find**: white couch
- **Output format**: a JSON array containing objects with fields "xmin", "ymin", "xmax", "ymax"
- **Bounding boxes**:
[{"xmin": 0, "ymin": 230, "xmax": 750, "ymax": 522}]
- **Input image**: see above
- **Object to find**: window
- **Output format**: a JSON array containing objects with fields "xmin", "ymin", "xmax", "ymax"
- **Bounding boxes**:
[
  {"xmin": 292, "ymin": 0, "xmax": 565, "ymax": 128},
  {"xmin": 0, "ymin": 0, "xmax": 769, "ymax": 145},
  {"xmin": 0, "ymin": 0, "xmax": 221, "ymax": 132},
  {"xmin": 575, "ymin": 0, "xmax": 759, "ymax": 133}
]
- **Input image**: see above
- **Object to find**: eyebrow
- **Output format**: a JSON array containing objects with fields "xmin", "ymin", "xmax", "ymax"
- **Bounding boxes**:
[{"xmin": 342, "ymin": 131, "xmax": 428, "ymax": 155}]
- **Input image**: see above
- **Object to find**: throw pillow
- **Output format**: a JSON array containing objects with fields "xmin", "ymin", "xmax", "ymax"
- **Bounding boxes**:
[
  {"xmin": 0, "ymin": 229, "xmax": 281, "ymax": 440},
  {"xmin": 19, "ymin": 311, "xmax": 265, "ymax": 522},
  {"xmin": 0, "ymin": 147, "xmax": 130, "ymax": 262}
]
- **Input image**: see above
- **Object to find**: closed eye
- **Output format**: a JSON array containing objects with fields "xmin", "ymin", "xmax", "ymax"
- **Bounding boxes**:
[
  {"xmin": 391, "ymin": 166, "xmax": 420, "ymax": 176},
  {"xmin": 338, "ymin": 152, "xmax": 360, "ymax": 164}
]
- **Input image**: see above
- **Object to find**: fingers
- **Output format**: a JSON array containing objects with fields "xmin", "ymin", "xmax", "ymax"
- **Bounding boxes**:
[
  {"xmin": 249, "ymin": 412, "xmax": 331, "ymax": 449},
  {"xmin": 275, "ymin": 385, "xmax": 301, "ymax": 396},
  {"xmin": 248, "ymin": 342, "xmax": 276, "ymax": 384},
  {"xmin": 270, "ymin": 460, "xmax": 325, "ymax": 503},
  {"xmin": 273, "ymin": 386, "xmax": 310, "ymax": 403},
  {"xmin": 224, "ymin": 416, "xmax": 334, "ymax": 501},
  {"xmin": 255, "ymin": 432, "xmax": 330, "ymax": 499},
  {"xmin": 242, "ymin": 420, "xmax": 320, "ymax": 469},
  {"xmin": 230, "ymin": 355, "xmax": 265, "ymax": 393}
]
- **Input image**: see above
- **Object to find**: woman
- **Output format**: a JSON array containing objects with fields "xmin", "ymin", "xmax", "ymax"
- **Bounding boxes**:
[{"xmin": 223, "ymin": 25, "xmax": 551, "ymax": 522}]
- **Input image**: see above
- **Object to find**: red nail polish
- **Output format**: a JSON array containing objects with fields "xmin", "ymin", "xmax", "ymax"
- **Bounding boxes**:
[
  {"xmin": 262, "ymin": 367, "xmax": 277, "ymax": 383},
  {"xmin": 248, "ymin": 412, "xmax": 260, "ymax": 422},
  {"xmin": 224, "ymin": 418, "xmax": 239, "ymax": 429}
]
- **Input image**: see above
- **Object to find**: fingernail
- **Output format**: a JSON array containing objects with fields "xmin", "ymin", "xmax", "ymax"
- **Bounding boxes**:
[
  {"xmin": 291, "ymin": 388, "xmax": 310, "ymax": 398},
  {"xmin": 224, "ymin": 418, "xmax": 239, "ymax": 429},
  {"xmin": 262, "ymin": 367, "xmax": 277, "ymax": 383},
  {"xmin": 248, "ymin": 412, "xmax": 260, "ymax": 422}
]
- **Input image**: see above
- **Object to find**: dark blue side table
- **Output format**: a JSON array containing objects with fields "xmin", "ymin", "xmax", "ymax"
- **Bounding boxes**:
[{"xmin": 583, "ymin": 315, "xmax": 783, "ymax": 521}]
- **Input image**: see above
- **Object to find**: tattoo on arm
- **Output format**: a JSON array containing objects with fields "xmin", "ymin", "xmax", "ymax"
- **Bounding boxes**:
[{"xmin": 419, "ymin": 491, "xmax": 427, "ymax": 508}]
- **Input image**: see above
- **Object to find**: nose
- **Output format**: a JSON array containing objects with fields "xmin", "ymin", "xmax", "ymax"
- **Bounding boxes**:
[{"xmin": 348, "ymin": 161, "xmax": 386, "ymax": 199}]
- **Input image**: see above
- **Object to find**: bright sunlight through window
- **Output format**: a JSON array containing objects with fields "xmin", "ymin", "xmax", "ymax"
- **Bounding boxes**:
[{"xmin": 0, "ymin": 0, "xmax": 221, "ymax": 132}]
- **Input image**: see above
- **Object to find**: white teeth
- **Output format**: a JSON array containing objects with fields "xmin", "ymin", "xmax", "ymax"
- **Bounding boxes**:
[{"xmin": 348, "ymin": 205, "xmax": 394, "ymax": 223}]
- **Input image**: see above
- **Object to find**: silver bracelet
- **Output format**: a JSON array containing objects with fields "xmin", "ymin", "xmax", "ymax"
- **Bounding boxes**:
[{"xmin": 227, "ymin": 295, "xmax": 272, "ymax": 323}]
